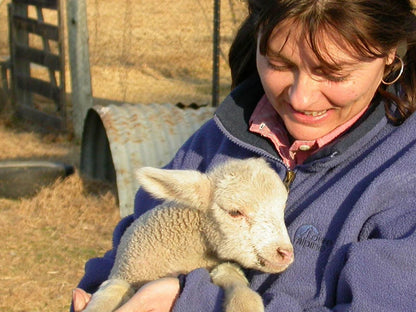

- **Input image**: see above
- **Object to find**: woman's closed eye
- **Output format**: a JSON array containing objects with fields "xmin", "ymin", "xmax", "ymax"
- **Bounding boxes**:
[
  {"xmin": 266, "ymin": 59, "xmax": 350, "ymax": 82},
  {"xmin": 265, "ymin": 54, "xmax": 295, "ymax": 72},
  {"xmin": 310, "ymin": 65, "xmax": 354, "ymax": 83},
  {"xmin": 314, "ymin": 69, "xmax": 351, "ymax": 83},
  {"xmin": 267, "ymin": 60, "xmax": 293, "ymax": 71}
]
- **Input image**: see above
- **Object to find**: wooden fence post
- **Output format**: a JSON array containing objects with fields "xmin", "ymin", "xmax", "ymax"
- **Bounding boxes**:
[
  {"xmin": 212, "ymin": 0, "xmax": 220, "ymax": 107},
  {"xmin": 66, "ymin": 0, "xmax": 93, "ymax": 139}
]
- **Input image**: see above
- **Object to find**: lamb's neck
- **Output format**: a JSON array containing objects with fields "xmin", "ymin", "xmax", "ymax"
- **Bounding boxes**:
[
  {"xmin": 199, "ymin": 213, "xmax": 223, "ymax": 257},
  {"xmin": 171, "ymin": 208, "xmax": 221, "ymax": 270}
]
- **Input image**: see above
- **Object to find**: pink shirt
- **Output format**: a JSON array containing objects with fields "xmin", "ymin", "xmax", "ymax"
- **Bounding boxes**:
[{"xmin": 249, "ymin": 95, "xmax": 369, "ymax": 169}]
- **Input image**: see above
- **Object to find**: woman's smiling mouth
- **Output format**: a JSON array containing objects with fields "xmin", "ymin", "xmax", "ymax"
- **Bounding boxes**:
[
  {"xmin": 288, "ymin": 104, "xmax": 333, "ymax": 123},
  {"xmin": 301, "ymin": 110, "xmax": 328, "ymax": 117}
]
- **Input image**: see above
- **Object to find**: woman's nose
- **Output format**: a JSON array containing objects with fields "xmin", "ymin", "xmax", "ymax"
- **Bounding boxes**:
[{"xmin": 288, "ymin": 71, "xmax": 321, "ymax": 110}]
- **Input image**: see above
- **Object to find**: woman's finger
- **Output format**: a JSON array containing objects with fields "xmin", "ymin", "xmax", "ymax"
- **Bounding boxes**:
[
  {"xmin": 115, "ymin": 277, "xmax": 180, "ymax": 312},
  {"xmin": 72, "ymin": 288, "xmax": 92, "ymax": 312}
]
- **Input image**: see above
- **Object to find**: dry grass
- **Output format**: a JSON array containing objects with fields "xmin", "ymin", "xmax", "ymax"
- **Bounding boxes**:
[
  {"xmin": 0, "ymin": 120, "xmax": 77, "ymax": 163},
  {"xmin": 0, "ymin": 116, "xmax": 120, "ymax": 312}
]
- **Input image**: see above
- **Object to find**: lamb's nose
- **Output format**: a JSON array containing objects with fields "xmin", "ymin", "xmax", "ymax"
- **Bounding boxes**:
[{"xmin": 277, "ymin": 246, "xmax": 294, "ymax": 264}]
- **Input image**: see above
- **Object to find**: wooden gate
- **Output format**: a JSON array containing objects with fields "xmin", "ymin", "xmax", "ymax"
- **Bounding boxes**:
[{"xmin": 8, "ymin": 0, "xmax": 66, "ymax": 130}]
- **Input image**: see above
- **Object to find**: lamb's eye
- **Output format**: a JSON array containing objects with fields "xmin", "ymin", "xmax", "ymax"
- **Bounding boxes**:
[{"xmin": 228, "ymin": 210, "xmax": 244, "ymax": 218}]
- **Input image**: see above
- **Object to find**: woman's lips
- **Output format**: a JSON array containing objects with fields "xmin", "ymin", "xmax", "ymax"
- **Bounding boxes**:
[
  {"xmin": 287, "ymin": 103, "xmax": 333, "ymax": 123},
  {"xmin": 301, "ymin": 110, "xmax": 328, "ymax": 117}
]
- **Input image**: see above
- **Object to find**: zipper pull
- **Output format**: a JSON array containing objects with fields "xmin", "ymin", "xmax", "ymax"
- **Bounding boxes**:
[{"xmin": 283, "ymin": 169, "xmax": 296, "ymax": 191}]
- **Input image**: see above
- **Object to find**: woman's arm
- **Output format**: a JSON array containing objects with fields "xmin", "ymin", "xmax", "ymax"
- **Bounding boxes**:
[{"xmin": 75, "ymin": 215, "xmax": 135, "ymax": 294}]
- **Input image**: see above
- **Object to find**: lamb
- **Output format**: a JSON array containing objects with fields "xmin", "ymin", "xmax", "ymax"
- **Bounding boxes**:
[{"xmin": 83, "ymin": 157, "xmax": 294, "ymax": 312}]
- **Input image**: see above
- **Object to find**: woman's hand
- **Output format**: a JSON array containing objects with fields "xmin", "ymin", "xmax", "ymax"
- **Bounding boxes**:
[
  {"xmin": 72, "ymin": 288, "xmax": 91, "ymax": 312},
  {"xmin": 72, "ymin": 277, "xmax": 180, "ymax": 312},
  {"xmin": 115, "ymin": 277, "xmax": 180, "ymax": 312}
]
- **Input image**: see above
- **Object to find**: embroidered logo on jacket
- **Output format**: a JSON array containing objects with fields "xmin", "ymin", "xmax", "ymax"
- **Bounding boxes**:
[{"xmin": 294, "ymin": 225, "xmax": 333, "ymax": 252}]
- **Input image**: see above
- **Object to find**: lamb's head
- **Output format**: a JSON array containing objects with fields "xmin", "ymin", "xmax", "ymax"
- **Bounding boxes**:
[
  {"xmin": 205, "ymin": 158, "xmax": 293, "ymax": 273},
  {"xmin": 136, "ymin": 158, "xmax": 293, "ymax": 273}
]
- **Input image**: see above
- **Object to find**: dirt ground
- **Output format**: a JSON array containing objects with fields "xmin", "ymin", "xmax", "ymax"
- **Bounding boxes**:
[{"xmin": 0, "ymin": 112, "xmax": 121, "ymax": 312}]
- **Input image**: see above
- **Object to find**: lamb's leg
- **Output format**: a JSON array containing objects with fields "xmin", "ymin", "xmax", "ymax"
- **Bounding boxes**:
[
  {"xmin": 210, "ymin": 262, "xmax": 264, "ymax": 312},
  {"xmin": 83, "ymin": 279, "xmax": 135, "ymax": 312}
]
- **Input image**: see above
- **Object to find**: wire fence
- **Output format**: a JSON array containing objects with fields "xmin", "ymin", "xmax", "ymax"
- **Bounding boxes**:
[{"xmin": 0, "ymin": 0, "xmax": 246, "ymax": 107}]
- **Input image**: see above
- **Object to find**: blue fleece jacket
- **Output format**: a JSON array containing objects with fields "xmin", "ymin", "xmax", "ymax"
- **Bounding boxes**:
[{"xmin": 76, "ymin": 76, "xmax": 416, "ymax": 311}]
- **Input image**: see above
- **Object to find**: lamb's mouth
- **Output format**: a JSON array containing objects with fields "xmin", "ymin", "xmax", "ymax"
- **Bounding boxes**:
[
  {"xmin": 256, "ymin": 254, "xmax": 290, "ymax": 273},
  {"xmin": 251, "ymin": 244, "xmax": 292, "ymax": 273}
]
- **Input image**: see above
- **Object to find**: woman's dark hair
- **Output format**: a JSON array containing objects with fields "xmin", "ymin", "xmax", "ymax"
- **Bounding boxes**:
[{"xmin": 229, "ymin": 0, "xmax": 416, "ymax": 124}]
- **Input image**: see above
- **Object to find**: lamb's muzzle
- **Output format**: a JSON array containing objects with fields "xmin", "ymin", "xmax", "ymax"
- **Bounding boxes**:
[
  {"xmin": 277, "ymin": 246, "xmax": 294, "ymax": 264},
  {"xmin": 257, "ymin": 244, "xmax": 293, "ymax": 273}
]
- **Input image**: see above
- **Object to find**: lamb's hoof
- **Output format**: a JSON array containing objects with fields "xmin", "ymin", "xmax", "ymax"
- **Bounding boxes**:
[
  {"xmin": 83, "ymin": 279, "xmax": 135, "ymax": 312},
  {"xmin": 210, "ymin": 263, "xmax": 264, "ymax": 312},
  {"xmin": 210, "ymin": 262, "xmax": 248, "ymax": 286},
  {"xmin": 225, "ymin": 285, "xmax": 264, "ymax": 312}
]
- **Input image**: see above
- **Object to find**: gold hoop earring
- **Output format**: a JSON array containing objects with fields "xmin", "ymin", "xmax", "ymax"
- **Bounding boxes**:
[{"xmin": 382, "ymin": 56, "xmax": 404, "ymax": 85}]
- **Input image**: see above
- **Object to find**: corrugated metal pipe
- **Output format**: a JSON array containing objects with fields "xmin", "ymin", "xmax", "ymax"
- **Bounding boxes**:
[{"xmin": 80, "ymin": 103, "xmax": 215, "ymax": 217}]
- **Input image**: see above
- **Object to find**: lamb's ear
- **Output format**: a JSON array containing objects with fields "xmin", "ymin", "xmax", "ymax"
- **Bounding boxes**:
[{"xmin": 136, "ymin": 167, "xmax": 212, "ymax": 210}]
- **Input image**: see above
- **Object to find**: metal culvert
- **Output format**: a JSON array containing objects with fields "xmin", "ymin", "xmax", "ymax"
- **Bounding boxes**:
[{"xmin": 81, "ymin": 103, "xmax": 215, "ymax": 217}]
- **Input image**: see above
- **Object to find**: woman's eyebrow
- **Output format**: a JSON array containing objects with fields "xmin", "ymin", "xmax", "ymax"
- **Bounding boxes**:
[
  {"xmin": 267, "ymin": 47, "xmax": 362, "ymax": 70},
  {"xmin": 266, "ymin": 50, "xmax": 295, "ymax": 64}
]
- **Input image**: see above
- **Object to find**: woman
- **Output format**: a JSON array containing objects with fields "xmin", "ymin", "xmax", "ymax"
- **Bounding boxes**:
[{"xmin": 73, "ymin": 0, "xmax": 416, "ymax": 311}]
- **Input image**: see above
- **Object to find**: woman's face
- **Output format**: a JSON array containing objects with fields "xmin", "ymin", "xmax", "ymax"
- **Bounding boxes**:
[{"xmin": 256, "ymin": 22, "xmax": 395, "ymax": 141}]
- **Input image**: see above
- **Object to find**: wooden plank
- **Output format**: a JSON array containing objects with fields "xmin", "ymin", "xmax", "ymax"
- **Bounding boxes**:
[
  {"xmin": 15, "ymin": 44, "xmax": 60, "ymax": 70},
  {"xmin": 0, "ymin": 57, "xmax": 10, "ymax": 93},
  {"xmin": 16, "ymin": 75, "xmax": 61, "ymax": 102},
  {"xmin": 16, "ymin": 105, "xmax": 64, "ymax": 129},
  {"xmin": 34, "ymin": 5, "xmax": 59, "ymax": 90},
  {"xmin": 12, "ymin": 16, "xmax": 59, "ymax": 41},
  {"xmin": 9, "ymin": 2, "xmax": 33, "ymax": 108},
  {"xmin": 12, "ymin": 0, "xmax": 57, "ymax": 10},
  {"xmin": 56, "ymin": 0, "xmax": 66, "ymax": 124}
]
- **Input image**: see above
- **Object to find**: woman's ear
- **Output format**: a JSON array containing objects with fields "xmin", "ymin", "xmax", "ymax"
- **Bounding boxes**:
[
  {"xmin": 386, "ymin": 41, "xmax": 407, "ymax": 65},
  {"xmin": 386, "ymin": 48, "xmax": 397, "ymax": 66}
]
